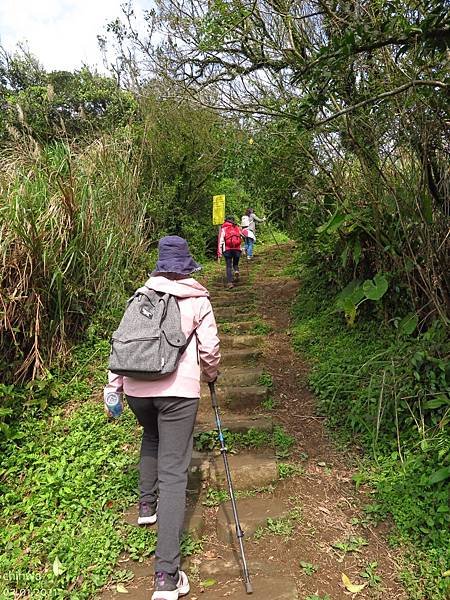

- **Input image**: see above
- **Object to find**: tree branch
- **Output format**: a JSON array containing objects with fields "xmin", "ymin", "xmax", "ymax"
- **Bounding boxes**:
[{"xmin": 316, "ymin": 80, "xmax": 449, "ymax": 126}]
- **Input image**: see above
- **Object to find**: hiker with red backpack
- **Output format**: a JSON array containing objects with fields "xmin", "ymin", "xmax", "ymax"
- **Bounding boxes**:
[
  {"xmin": 104, "ymin": 236, "xmax": 220, "ymax": 600},
  {"xmin": 217, "ymin": 216, "xmax": 242, "ymax": 289}
]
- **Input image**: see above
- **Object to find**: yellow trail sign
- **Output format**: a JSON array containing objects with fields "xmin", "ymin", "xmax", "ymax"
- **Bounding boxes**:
[{"xmin": 212, "ymin": 195, "xmax": 225, "ymax": 225}]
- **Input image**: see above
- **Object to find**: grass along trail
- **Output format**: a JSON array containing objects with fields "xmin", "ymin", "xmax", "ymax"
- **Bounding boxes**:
[{"xmin": 99, "ymin": 242, "xmax": 406, "ymax": 600}]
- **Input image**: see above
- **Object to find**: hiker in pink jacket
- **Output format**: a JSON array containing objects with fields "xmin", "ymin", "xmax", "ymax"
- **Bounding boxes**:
[{"xmin": 104, "ymin": 236, "xmax": 220, "ymax": 600}]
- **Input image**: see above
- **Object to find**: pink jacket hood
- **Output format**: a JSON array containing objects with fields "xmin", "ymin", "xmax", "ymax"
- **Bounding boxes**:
[{"xmin": 144, "ymin": 276, "xmax": 209, "ymax": 298}]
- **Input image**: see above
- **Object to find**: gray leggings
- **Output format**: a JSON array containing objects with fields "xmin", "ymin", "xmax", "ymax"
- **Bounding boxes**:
[{"xmin": 126, "ymin": 395, "xmax": 199, "ymax": 574}]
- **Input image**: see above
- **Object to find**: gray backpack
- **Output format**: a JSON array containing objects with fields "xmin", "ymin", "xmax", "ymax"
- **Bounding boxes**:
[{"xmin": 108, "ymin": 286, "xmax": 195, "ymax": 380}]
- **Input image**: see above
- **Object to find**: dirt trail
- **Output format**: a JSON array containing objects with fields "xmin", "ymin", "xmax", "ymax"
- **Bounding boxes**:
[{"xmin": 99, "ymin": 243, "xmax": 406, "ymax": 600}]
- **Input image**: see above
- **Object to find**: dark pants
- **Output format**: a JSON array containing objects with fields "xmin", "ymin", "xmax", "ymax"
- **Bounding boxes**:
[
  {"xmin": 127, "ymin": 395, "xmax": 199, "ymax": 574},
  {"xmin": 223, "ymin": 249, "xmax": 241, "ymax": 283}
]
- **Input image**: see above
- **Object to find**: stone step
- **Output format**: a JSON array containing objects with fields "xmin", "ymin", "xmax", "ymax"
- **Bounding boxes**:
[
  {"xmin": 196, "ymin": 576, "xmax": 298, "ymax": 599},
  {"xmin": 214, "ymin": 306, "xmax": 254, "ymax": 321},
  {"xmin": 195, "ymin": 414, "xmax": 273, "ymax": 435},
  {"xmin": 212, "ymin": 295, "xmax": 255, "ymax": 307},
  {"xmin": 220, "ymin": 334, "xmax": 263, "ymax": 349},
  {"xmin": 213, "ymin": 367, "xmax": 263, "ymax": 386},
  {"xmin": 216, "ymin": 496, "xmax": 287, "ymax": 544},
  {"xmin": 218, "ymin": 320, "xmax": 260, "ymax": 335},
  {"xmin": 200, "ymin": 384, "xmax": 268, "ymax": 411},
  {"xmin": 210, "ymin": 285, "xmax": 252, "ymax": 297},
  {"xmin": 199, "ymin": 550, "xmax": 280, "ymax": 580},
  {"xmin": 188, "ymin": 451, "xmax": 210, "ymax": 491},
  {"xmin": 210, "ymin": 453, "xmax": 278, "ymax": 491},
  {"xmin": 213, "ymin": 272, "xmax": 250, "ymax": 283},
  {"xmin": 210, "ymin": 278, "xmax": 249, "ymax": 291},
  {"xmin": 211, "ymin": 277, "xmax": 249, "ymax": 288},
  {"xmin": 220, "ymin": 348, "xmax": 262, "ymax": 366},
  {"xmin": 184, "ymin": 503, "xmax": 204, "ymax": 540},
  {"xmin": 121, "ymin": 502, "xmax": 205, "ymax": 541},
  {"xmin": 212, "ymin": 287, "xmax": 255, "ymax": 298}
]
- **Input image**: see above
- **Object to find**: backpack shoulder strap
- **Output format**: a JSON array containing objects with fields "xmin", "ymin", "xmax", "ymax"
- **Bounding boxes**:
[{"xmin": 180, "ymin": 327, "xmax": 198, "ymax": 356}]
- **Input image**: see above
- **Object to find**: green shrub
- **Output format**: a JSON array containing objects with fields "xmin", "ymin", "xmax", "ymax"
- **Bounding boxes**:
[{"xmin": 292, "ymin": 265, "xmax": 450, "ymax": 598}]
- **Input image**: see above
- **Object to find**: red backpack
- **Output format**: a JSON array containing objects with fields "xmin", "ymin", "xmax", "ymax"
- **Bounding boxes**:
[{"xmin": 223, "ymin": 224, "xmax": 242, "ymax": 251}]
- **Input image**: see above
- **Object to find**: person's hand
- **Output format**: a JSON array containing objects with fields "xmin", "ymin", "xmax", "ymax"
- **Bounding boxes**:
[{"xmin": 202, "ymin": 373, "xmax": 219, "ymax": 383}]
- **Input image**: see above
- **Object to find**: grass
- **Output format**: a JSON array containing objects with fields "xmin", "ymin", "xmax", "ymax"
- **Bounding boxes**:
[
  {"xmin": 0, "ymin": 141, "xmax": 149, "ymax": 387},
  {"xmin": 258, "ymin": 371, "xmax": 273, "ymax": 387},
  {"xmin": 254, "ymin": 507, "xmax": 302, "ymax": 540},
  {"xmin": 252, "ymin": 319, "xmax": 272, "ymax": 335},
  {"xmin": 291, "ymin": 261, "xmax": 450, "ymax": 598},
  {"xmin": 261, "ymin": 396, "xmax": 277, "ymax": 410},
  {"xmin": 0, "ymin": 397, "xmax": 140, "ymax": 598},
  {"xmin": 278, "ymin": 462, "xmax": 304, "ymax": 479},
  {"xmin": 300, "ymin": 561, "xmax": 318, "ymax": 576},
  {"xmin": 0, "ymin": 333, "xmax": 200, "ymax": 599},
  {"xmin": 202, "ymin": 485, "xmax": 275, "ymax": 507},
  {"xmin": 194, "ymin": 425, "xmax": 295, "ymax": 457}
]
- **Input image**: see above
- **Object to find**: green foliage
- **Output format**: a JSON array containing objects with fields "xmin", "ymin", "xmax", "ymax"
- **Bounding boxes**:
[
  {"xmin": 0, "ymin": 331, "xmax": 203, "ymax": 599},
  {"xmin": 0, "ymin": 138, "xmax": 149, "ymax": 384},
  {"xmin": 0, "ymin": 68, "xmax": 242, "ymax": 392},
  {"xmin": 0, "ymin": 50, "xmax": 137, "ymax": 143},
  {"xmin": 360, "ymin": 561, "xmax": 382, "ymax": 588},
  {"xmin": 141, "ymin": 0, "xmax": 449, "ymax": 326},
  {"xmin": 180, "ymin": 533, "xmax": 203, "ymax": 556},
  {"xmin": 193, "ymin": 425, "xmax": 294, "ymax": 457},
  {"xmin": 332, "ymin": 536, "xmax": 369, "ymax": 555},
  {"xmin": 299, "ymin": 561, "xmax": 318, "ymax": 576},
  {"xmin": 251, "ymin": 320, "xmax": 272, "ymax": 335},
  {"xmin": 194, "ymin": 428, "xmax": 233, "ymax": 452},
  {"xmin": 202, "ymin": 488, "xmax": 229, "ymax": 507},
  {"xmin": 273, "ymin": 425, "xmax": 295, "ymax": 458},
  {"xmin": 258, "ymin": 372, "xmax": 273, "ymax": 388},
  {"xmin": 335, "ymin": 274, "xmax": 389, "ymax": 325},
  {"xmin": 292, "ymin": 264, "xmax": 450, "ymax": 597},
  {"xmin": 0, "ymin": 335, "xmax": 110, "ymax": 443},
  {"xmin": 261, "ymin": 396, "xmax": 277, "ymax": 411},
  {"xmin": 0, "ymin": 399, "xmax": 140, "ymax": 598},
  {"xmin": 278, "ymin": 462, "xmax": 304, "ymax": 480},
  {"xmin": 254, "ymin": 507, "xmax": 302, "ymax": 540}
]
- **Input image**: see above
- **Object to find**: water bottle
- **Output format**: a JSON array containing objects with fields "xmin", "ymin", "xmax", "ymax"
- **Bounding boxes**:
[{"xmin": 104, "ymin": 392, "xmax": 124, "ymax": 419}]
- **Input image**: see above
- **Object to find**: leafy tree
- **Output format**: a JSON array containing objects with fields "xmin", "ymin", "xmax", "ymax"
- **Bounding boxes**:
[
  {"xmin": 0, "ymin": 49, "xmax": 138, "ymax": 143},
  {"xmin": 120, "ymin": 0, "xmax": 448, "ymax": 320}
]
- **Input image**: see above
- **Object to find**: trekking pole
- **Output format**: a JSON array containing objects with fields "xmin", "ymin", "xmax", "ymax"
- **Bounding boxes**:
[{"xmin": 208, "ymin": 382, "xmax": 253, "ymax": 594}]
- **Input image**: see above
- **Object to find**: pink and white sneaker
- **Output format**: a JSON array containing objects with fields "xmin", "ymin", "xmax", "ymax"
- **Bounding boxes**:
[{"xmin": 151, "ymin": 570, "xmax": 190, "ymax": 600}]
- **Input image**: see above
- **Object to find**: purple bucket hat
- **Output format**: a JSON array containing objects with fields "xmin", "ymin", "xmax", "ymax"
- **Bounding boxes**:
[{"xmin": 151, "ymin": 235, "xmax": 202, "ymax": 276}]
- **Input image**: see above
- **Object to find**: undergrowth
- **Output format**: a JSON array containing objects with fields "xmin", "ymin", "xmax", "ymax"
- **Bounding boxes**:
[
  {"xmin": 0, "ymin": 330, "xmax": 201, "ymax": 599},
  {"xmin": 292, "ymin": 264, "xmax": 450, "ymax": 599}
]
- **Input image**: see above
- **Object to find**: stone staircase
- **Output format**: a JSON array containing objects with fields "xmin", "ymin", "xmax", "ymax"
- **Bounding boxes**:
[
  {"xmin": 181, "ymin": 265, "xmax": 299, "ymax": 599},
  {"xmin": 99, "ymin": 255, "xmax": 298, "ymax": 599}
]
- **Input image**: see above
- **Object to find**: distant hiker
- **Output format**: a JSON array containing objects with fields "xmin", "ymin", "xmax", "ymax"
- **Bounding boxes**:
[
  {"xmin": 243, "ymin": 209, "xmax": 265, "ymax": 260},
  {"xmin": 104, "ymin": 235, "xmax": 220, "ymax": 600},
  {"xmin": 246, "ymin": 207, "xmax": 266, "ymax": 234},
  {"xmin": 240, "ymin": 214, "xmax": 256, "ymax": 260},
  {"xmin": 217, "ymin": 215, "xmax": 242, "ymax": 289}
]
